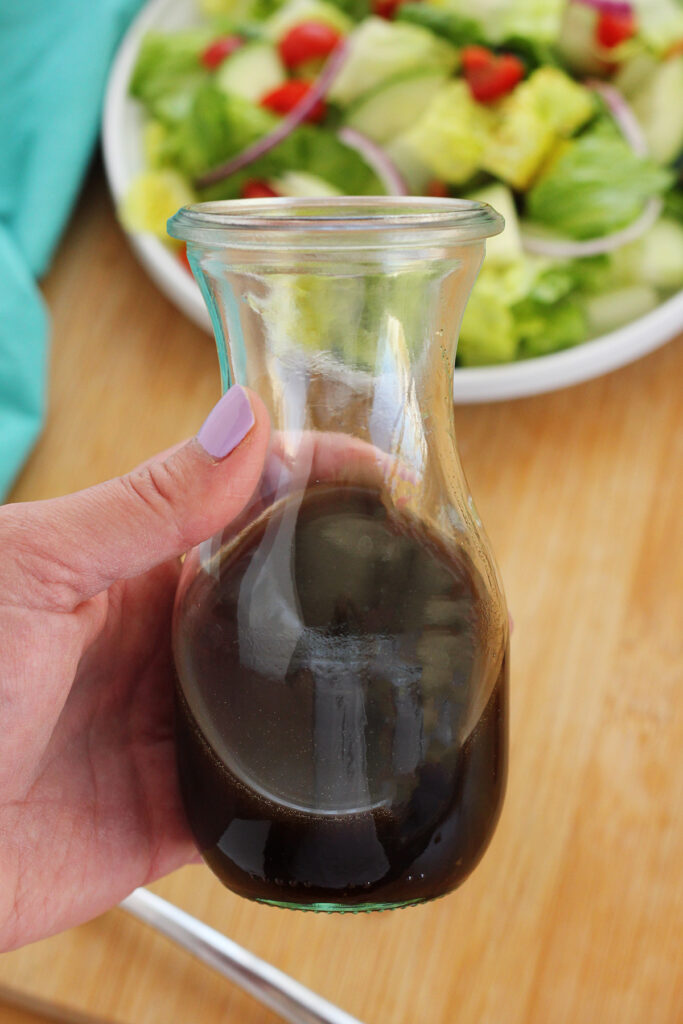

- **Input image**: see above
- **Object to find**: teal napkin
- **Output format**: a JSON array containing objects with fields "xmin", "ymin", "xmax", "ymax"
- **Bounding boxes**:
[{"xmin": 0, "ymin": 0, "xmax": 144, "ymax": 498}]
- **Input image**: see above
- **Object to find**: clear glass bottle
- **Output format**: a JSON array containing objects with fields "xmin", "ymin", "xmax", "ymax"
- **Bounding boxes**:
[{"xmin": 169, "ymin": 198, "xmax": 509, "ymax": 912}]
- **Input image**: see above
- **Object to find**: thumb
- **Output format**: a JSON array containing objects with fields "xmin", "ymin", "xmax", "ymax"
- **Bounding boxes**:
[{"xmin": 2, "ymin": 386, "xmax": 271, "ymax": 611}]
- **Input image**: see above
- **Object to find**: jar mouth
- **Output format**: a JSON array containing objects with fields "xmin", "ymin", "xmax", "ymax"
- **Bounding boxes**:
[{"xmin": 168, "ymin": 197, "xmax": 504, "ymax": 249}]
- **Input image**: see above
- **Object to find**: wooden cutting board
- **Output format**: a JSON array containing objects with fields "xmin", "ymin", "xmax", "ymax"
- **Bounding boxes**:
[{"xmin": 1, "ymin": 167, "xmax": 681, "ymax": 1024}]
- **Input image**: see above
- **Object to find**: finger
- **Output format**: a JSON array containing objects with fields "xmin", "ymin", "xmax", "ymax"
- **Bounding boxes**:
[
  {"xmin": 266, "ymin": 431, "xmax": 416, "ymax": 493},
  {"xmin": 1, "ymin": 387, "xmax": 271, "ymax": 611}
]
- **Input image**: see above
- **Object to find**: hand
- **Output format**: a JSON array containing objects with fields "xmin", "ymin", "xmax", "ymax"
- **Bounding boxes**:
[{"xmin": 0, "ymin": 386, "xmax": 269, "ymax": 952}]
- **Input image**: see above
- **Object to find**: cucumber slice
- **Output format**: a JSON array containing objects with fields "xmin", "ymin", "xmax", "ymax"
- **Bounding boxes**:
[
  {"xmin": 629, "ymin": 55, "xmax": 683, "ymax": 165},
  {"xmin": 270, "ymin": 172, "xmax": 342, "ymax": 197},
  {"xmin": 466, "ymin": 184, "xmax": 522, "ymax": 264},
  {"xmin": 345, "ymin": 70, "xmax": 447, "ymax": 145},
  {"xmin": 216, "ymin": 42, "xmax": 286, "ymax": 104},
  {"xmin": 585, "ymin": 285, "xmax": 659, "ymax": 335},
  {"xmin": 327, "ymin": 17, "xmax": 457, "ymax": 106},
  {"xmin": 612, "ymin": 218, "xmax": 683, "ymax": 292},
  {"xmin": 384, "ymin": 136, "xmax": 433, "ymax": 193}
]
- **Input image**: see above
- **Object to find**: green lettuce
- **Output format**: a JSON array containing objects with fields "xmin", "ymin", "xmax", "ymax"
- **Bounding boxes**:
[
  {"xmin": 395, "ymin": 4, "xmax": 485, "ymax": 47},
  {"xmin": 513, "ymin": 296, "xmax": 586, "ymax": 357},
  {"xmin": 457, "ymin": 255, "xmax": 612, "ymax": 364},
  {"xmin": 129, "ymin": 30, "xmax": 212, "ymax": 120},
  {"xmin": 527, "ymin": 122, "xmax": 673, "ymax": 240},
  {"xmin": 161, "ymin": 85, "xmax": 276, "ymax": 178},
  {"xmin": 199, "ymin": 0, "xmax": 281, "ymax": 18},
  {"xmin": 396, "ymin": 5, "xmax": 560, "ymax": 67},
  {"xmin": 429, "ymin": 0, "xmax": 565, "ymax": 45},
  {"xmin": 161, "ymin": 84, "xmax": 381, "ymax": 196}
]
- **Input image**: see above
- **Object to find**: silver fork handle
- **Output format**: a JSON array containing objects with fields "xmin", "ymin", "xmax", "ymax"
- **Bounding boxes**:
[{"xmin": 120, "ymin": 888, "xmax": 365, "ymax": 1024}]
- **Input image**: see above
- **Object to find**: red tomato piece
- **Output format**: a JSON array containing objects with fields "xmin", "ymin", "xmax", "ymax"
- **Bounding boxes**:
[
  {"xmin": 595, "ymin": 10, "xmax": 637, "ymax": 48},
  {"xmin": 200, "ymin": 35, "xmax": 243, "ymax": 69},
  {"xmin": 461, "ymin": 45, "xmax": 495, "ymax": 76},
  {"xmin": 260, "ymin": 80, "xmax": 326, "ymax": 122},
  {"xmin": 464, "ymin": 53, "xmax": 525, "ymax": 103},
  {"xmin": 373, "ymin": 0, "xmax": 405, "ymax": 19},
  {"xmin": 426, "ymin": 180, "xmax": 449, "ymax": 198},
  {"xmin": 242, "ymin": 181, "xmax": 280, "ymax": 199},
  {"xmin": 279, "ymin": 21, "xmax": 342, "ymax": 68}
]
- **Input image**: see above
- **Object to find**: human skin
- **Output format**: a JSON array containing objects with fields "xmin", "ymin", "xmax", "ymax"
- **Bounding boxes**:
[
  {"xmin": 0, "ymin": 387, "xmax": 269, "ymax": 952},
  {"xmin": 0, "ymin": 379, "xmax": 404, "ymax": 953}
]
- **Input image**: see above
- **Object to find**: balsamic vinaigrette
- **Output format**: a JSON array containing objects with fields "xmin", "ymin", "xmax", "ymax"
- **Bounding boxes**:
[{"xmin": 174, "ymin": 485, "xmax": 508, "ymax": 911}]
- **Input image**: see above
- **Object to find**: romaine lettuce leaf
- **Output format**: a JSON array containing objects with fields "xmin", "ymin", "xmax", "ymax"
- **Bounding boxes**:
[
  {"xmin": 458, "ymin": 275, "xmax": 519, "ymax": 365},
  {"xmin": 429, "ymin": 0, "xmax": 565, "ymax": 45},
  {"xmin": 162, "ymin": 85, "xmax": 277, "ymax": 178},
  {"xmin": 513, "ymin": 295, "xmax": 587, "ymax": 357},
  {"xmin": 129, "ymin": 30, "xmax": 212, "ymax": 118},
  {"xmin": 200, "ymin": 0, "xmax": 281, "ymax": 17},
  {"xmin": 395, "ymin": 4, "xmax": 486, "ymax": 47},
  {"xmin": 163, "ymin": 85, "xmax": 381, "ymax": 196},
  {"xmin": 527, "ymin": 122, "xmax": 673, "ymax": 239}
]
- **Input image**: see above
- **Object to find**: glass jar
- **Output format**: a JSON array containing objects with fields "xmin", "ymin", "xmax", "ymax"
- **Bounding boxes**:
[{"xmin": 169, "ymin": 198, "xmax": 509, "ymax": 912}]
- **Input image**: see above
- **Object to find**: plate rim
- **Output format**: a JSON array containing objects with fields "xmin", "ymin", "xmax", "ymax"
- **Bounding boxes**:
[{"xmin": 102, "ymin": 0, "xmax": 683, "ymax": 404}]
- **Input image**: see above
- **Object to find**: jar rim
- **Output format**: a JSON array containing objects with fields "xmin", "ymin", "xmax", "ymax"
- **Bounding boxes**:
[{"xmin": 167, "ymin": 197, "xmax": 504, "ymax": 248}]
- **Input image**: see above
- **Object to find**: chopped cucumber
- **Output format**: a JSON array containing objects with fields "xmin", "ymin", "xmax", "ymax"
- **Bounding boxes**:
[
  {"xmin": 466, "ymin": 184, "xmax": 521, "ymax": 264},
  {"xmin": 585, "ymin": 285, "xmax": 659, "ymax": 335},
  {"xmin": 270, "ymin": 171, "xmax": 342, "ymax": 197},
  {"xmin": 612, "ymin": 218, "xmax": 683, "ymax": 291},
  {"xmin": 629, "ymin": 56, "xmax": 683, "ymax": 165},
  {"xmin": 327, "ymin": 17, "xmax": 457, "ymax": 106},
  {"xmin": 632, "ymin": 0, "xmax": 683, "ymax": 53},
  {"xmin": 216, "ymin": 42, "xmax": 286, "ymax": 103},
  {"xmin": 557, "ymin": 4, "xmax": 605, "ymax": 77},
  {"xmin": 344, "ymin": 69, "xmax": 448, "ymax": 145},
  {"xmin": 384, "ymin": 136, "xmax": 434, "ymax": 193},
  {"xmin": 399, "ymin": 80, "xmax": 495, "ymax": 185},
  {"xmin": 613, "ymin": 52, "xmax": 659, "ymax": 100}
]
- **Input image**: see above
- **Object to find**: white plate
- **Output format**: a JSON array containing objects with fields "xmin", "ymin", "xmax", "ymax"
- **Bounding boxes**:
[{"xmin": 102, "ymin": 0, "xmax": 683, "ymax": 403}]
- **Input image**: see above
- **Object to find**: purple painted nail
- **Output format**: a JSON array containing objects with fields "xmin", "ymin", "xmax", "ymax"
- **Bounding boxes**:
[{"xmin": 197, "ymin": 385, "xmax": 255, "ymax": 459}]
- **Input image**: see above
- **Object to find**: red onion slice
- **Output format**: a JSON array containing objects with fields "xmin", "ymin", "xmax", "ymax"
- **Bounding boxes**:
[
  {"xmin": 195, "ymin": 42, "xmax": 350, "ymax": 190},
  {"xmin": 587, "ymin": 78, "xmax": 647, "ymax": 154},
  {"xmin": 571, "ymin": 0, "xmax": 633, "ymax": 16},
  {"xmin": 520, "ymin": 198, "xmax": 662, "ymax": 258},
  {"xmin": 337, "ymin": 127, "xmax": 408, "ymax": 196},
  {"xmin": 520, "ymin": 80, "xmax": 661, "ymax": 258}
]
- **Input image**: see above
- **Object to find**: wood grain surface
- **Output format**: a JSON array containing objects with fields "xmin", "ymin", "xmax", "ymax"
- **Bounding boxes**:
[{"xmin": 1, "ymin": 167, "xmax": 681, "ymax": 1024}]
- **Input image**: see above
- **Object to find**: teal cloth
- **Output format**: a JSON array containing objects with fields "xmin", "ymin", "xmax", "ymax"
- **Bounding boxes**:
[{"xmin": 0, "ymin": 0, "xmax": 144, "ymax": 498}]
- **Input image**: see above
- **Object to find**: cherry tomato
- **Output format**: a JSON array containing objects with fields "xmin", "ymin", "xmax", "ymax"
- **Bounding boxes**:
[
  {"xmin": 426, "ymin": 180, "xmax": 449, "ymax": 198},
  {"xmin": 279, "ymin": 22, "xmax": 342, "ymax": 68},
  {"xmin": 595, "ymin": 10, "xmax": 637, "ymax": 48},
  {"xmin": 461, "ymin": 45, "xmax": 495, "ymax": 76},
  {"xmin": 461, "ymin": 46, "xmax": 525, "ymax": 103},
  {"xmin": 241, "ymin": 181, "xmax": 280, "ymax": 199},
  {"xmin": 373, "ymin": 0, "xmax": 406, "ymax": 19},
  {"xmin": 260, "ymin": 80, "xmax": 326, "ymax": 122},
  {"xmin": 200, "ymin": 35, "xmax": 244, "ymax": 69}
]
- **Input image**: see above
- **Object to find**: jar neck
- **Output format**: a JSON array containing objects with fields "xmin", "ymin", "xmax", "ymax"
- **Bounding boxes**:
[{"xmin": 189, "ymin": 244, "xmax": 483, "ymax": 523}]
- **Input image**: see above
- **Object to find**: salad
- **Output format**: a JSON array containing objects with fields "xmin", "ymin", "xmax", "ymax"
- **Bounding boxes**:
[{"xmin": 122, "ymin": 0, "xmax": 683, "ymax": 366}]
